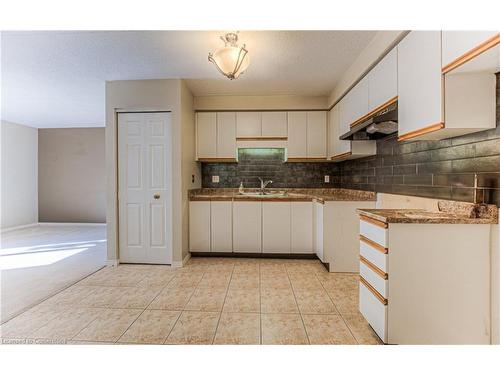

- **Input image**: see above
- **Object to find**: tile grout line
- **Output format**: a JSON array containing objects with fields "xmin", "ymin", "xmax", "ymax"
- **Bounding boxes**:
[
  {"xmin": 211, "ymin": 264, "xmax": 234, "ymax": 344},
  {"xmin": 317, "ymin": 272, "xmax": 359, "ymax": 344},
  {"xmin": 113, "ymin": 271, "xmax": 180, "ymax": 344},
  {"xmin": 164, "ymin": 264, "xmax": 208, "ymax": 344},
  {"xmin": 286, "ymin": 266, "xmax": 310, "ymax": 345}
]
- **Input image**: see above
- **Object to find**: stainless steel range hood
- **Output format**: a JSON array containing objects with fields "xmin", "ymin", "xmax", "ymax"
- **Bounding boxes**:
[{"xmin": 340, "ymin": 101, "xmax": 398, "ymax": 140}]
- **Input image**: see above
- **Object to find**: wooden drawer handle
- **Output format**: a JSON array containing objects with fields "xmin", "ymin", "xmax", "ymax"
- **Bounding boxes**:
[
  {"xmin": 360, "ymin": 276, "xmax": 388, "ymax": 305},
  {"xmin": 360, "ymin": 215, "xmax": 388, "ymax": 228},
  {"xmin": 360, "ymin": 256, "xmax": 388, "ymax": 280},
  {"xmin": 360, "ymin": 235, "xmax": 388, "ymax": 254}
]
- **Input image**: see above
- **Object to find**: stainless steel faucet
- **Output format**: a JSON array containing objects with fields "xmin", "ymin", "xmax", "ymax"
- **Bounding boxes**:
[{"xmin": 258, "ymin": 177, "xmax": 273, "ymax": 194}]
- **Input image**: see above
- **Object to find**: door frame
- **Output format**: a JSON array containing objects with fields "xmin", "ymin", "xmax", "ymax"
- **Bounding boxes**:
[{"xmin": 115, "ymin": 108, "xmax": 172, "ymax": 265}]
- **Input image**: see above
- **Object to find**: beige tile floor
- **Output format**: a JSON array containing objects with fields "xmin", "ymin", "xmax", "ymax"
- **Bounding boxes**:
[{"xmin": 0, "ymin": 257, "xmax": 382, "ymax": 345}]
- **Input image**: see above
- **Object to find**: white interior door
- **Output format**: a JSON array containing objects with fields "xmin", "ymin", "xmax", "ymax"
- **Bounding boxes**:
[{"xmin": 118, "ymin": 112, "xmax": 172, "ymax": 264}]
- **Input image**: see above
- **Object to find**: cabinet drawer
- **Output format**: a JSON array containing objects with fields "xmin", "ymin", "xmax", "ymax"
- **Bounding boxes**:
[
  {"xmin": 359, "ymin": 278, "xmax": 388, "ymax": 342},
  {"xmin": 359, "ymin": 235, "xmax": 388, "ymax": 272},
  {"xmin": 359, "ymin": 216, "xmax": 388, "ymax": 247},
  {"xmin": 360, "ymin": 257, "xmax": 388, "ymax": 298}
]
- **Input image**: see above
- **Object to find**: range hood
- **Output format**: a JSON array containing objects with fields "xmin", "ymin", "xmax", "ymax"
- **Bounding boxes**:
[{"xmin": 340, "ymin": 101, "xmax": 398, "ymax": 140}]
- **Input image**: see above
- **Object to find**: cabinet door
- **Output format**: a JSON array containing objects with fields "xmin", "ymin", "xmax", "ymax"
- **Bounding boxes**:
[
  {"xmin": 291, "ymin": 202, "xmax": 313, "ymax": 254},
  {"xmin": 287, "ymin": 111, "xmax": 307, "ymax": 158},
  {"xmin": 342, "ymin": 76, "xmax": 369, "ymax": 127},
  {"xmin": 262, "ymin": 112, "xmax": 287, "ymax": 137},
  {"xmin": 306, "ymin": 111, "xmax": 327, "ymax": 158},
  {"xmin": 442, "ymin": 31, "xmax": 498, "ymax": 69},
  {"xmin": 216, "ymin": 112, "xmax": 236, "ymax": 159},
  {"xmin": 398, "ymin": 31, "xmax": 443, "ymax": 139},
  {"xmin": 329, "ymin": 105, "xmax": 351, "ymax": 159},
  {"xmin": 233, "ymin": 201, "xmax": 262, "ymax": 253},
  {"xmin": 210, "ymin": 201, "xmax": 232, "ymax": 253},
  {"xmin": 196, "ymin": 113, "xmax": 217, "ymax": 159},
  {"xmin": 313, "ymin": 202, "xmax": 324, "ymax": 262},
  {"xmin": 189, "ymin": 201, "xmax": 211, "ymax": 252},
  {"xmin": 368, "ymin": 47, "xmax": 398, "ymax": 111},
  {"xmin": 262, "ymin": 202, "xmax": 291, "ymax": 254},
  {"xmin": 236, "ymin": 112, "xmax": 262, "ymax": 137}
]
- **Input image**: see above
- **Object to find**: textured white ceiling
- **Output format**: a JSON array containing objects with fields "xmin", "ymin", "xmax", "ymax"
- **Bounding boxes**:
[{"xmin": 1, "ymin": 30, "xmax": 376, "ymax": 128}]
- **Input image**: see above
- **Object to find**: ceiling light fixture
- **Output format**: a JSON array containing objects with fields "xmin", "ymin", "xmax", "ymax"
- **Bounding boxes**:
[{"xmin": 208, "ymin": 32, "xmax": 250, "ymax": 80}]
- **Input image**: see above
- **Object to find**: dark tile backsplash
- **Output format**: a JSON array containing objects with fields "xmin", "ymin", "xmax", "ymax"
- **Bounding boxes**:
[
  {"xmin": 338, "ymin": 73, "xmax": 500, "ymax": 206},
  {"xmin": 201, "ymin": 74, "xmax": 500, "ymax": 205},
  {"xmin": 202, "ymin": 148, "xmax": 340, "ymax": 188}
]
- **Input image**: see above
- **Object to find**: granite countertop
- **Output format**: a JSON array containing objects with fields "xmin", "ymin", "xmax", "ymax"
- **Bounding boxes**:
[
  {"xmin": 189, "ymin": 188, "xmax": 377, "ymax": 203},
  {"xmin": 357, "ymin": 201, "xmax": 498, "ymax": 225}
]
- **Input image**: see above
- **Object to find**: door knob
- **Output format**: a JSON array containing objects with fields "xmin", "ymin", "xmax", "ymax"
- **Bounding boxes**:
[{"xmin": 153, "ymin": 193, "xmax": 160, "ymax": 199}]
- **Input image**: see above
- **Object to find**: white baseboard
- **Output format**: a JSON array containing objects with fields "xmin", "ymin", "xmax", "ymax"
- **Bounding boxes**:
[
  {"xmin": 1, "ymin": 223, "xmax": 39, "ymax": 234},
  {"xmin": 38, "ymin": 222, "xmax": 106, "ymax": 226},
  {"xmin": 172, "ymin": 253, "xmax": 191, "ymax": 268},
  {"xmin": 106, "ymin": 259, "xmax": 119, "ymax": 267}
]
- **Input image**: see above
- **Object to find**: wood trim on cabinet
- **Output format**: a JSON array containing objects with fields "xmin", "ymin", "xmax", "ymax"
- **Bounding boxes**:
[
  {"xmin": 442, "ymin": 33, "xmax": 500, "ymax": 74},
  {"xmin": 287, "ymin": 157, "xmax": 328, "ymax": 162},
  {"xmin": 236, "ymin": 136, "xmax": 287, "ymax": 141},
  {"xmin": 197, "ymin": 158, "xmax": 237, "ymax": 163},
  {"xmin": 359, "ymin": 235, "xmax": 389, "ymax": 254},
  {"xmin": 349, "ymin": 96, "xmax": 398, "ymax": 128},
  {"xmin": 397, "ymin": 122, "xmax": 445, "ymax": 142},
  {"xmin": 330, "ymin": 151, "xmax": 352, "ymax": 161},
  {"xmin": 359, "ymin": 215, "xmax": 388, "ymax": 229},
  {"xmin": 360, "ymin": 256, "xmax": 388, "ymax": 280},
  {"xmin": 360, "ymin": 276, "xmax": 388, "ymax": 305}
]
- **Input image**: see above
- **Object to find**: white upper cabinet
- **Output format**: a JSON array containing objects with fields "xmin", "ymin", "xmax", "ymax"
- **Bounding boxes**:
[
  {"xmin": 287, "ymin": 111, "xmax": 307, "ymax": 158},
  {"xmin": 216, "ymin": 112, "xmax": 236, "ymax": 159},
  {"xmin": 306, "ymin": 111, "xmax": 327, "ymax": 158},
  {"xmin": 196, "ymin": 112, "xmax": 217, "ymax": 159},
  {"xmin": 329, "ymin": 103, "xmax": 376, "ymax": 162},
  {"xmin": 368, "ymin": 47, "xmax": 398, "ymax": 111},
  {"xmin": 341, "ymin": 75, "xmax": 369, "ymax": 128},
  {"xmin": 328, "ymin": 105, "xmax": 349, "ymax": 159},
  {"xmin": 262, "ymin": 112, "xmax": 288, "ymax": 137},
  {"xmin": 397, "ymin": 31, "xmax": 443, "ymax": 140},
  {"xmin": 236, "ymin": 112, "xmax": 262, "ymax": 137},
  {"xmin": 442, "ymin": 31, "xmax": 499, "ymax": 71}
]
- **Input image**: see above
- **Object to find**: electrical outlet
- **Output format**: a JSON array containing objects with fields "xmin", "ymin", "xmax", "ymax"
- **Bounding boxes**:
[
  {"xmin": 324, "ymin": 175, "xmax": 330, "ymax": 183},
  {"xmin": 191, "ymin": 174, "xmax": 195, "ymax": 183},
  {"xmin": 212, "ymin": 175, "xmax": 220, "ymax": 183}
]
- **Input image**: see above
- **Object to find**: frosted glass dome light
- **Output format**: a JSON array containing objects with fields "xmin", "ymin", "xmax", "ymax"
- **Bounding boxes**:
[{"xmin": 208, "ymin": 32, "xmax": 250, "ymax": 80}]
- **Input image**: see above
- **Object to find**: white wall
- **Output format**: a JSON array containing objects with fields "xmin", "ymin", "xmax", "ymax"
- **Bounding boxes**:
[
  {"xmin": 38, "ymin": 128, "xmax": 106, "ymax": 223},
  {"xmin": 105, "ymin": 79, "xmax": 199, "ymax": 265},
  {"xmin": 1, "ymin": 121, "xmax": 38, "ymax": 229},
  {"xmin": 194, "ymin": 95, "xmax": 328, "ymax": 111}
]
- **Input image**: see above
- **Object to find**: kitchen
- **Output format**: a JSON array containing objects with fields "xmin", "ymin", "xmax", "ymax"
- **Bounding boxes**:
[
  {"xmin": 185, "ymin": 30, "xmax": 499, "ymax": 345},
  {"xmin": 1, "ymin": 25, "xmax": 499, "ymax": 365}
]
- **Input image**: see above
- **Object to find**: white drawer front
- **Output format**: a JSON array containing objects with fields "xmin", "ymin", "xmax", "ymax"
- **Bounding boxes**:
[
  {"xmin": 360, "ymin": 262, "xmax": 388, "ymax": 298},
  {"xmin": 359, "ymin": 281, "xmax": 388, "ymax": 343},
  {"xmin": 360, "ymin": 220, "xmax": 388, "ymax": 247},
  {"xmin": 360, "ymin": 240, "xmax": 388, "ymax": 272}
]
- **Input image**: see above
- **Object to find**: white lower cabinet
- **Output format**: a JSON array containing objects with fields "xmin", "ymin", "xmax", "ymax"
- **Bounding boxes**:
[
  {"xmin": 189, "ymin": 201, "xmax": 211, "ymax": 252},
  {"xmin": 358, "ymin": 216, "xmax": 491, "ymax": 344},
  {"xmin": 262, "ymin": 202, "xmax": 291, "ymax": 253},
  {"xmin": 210, "ymin": 201, "xmax": 232, "ymax": 252},
  {"xmin": 313, "ymin": 201, "xmax": 324, "ymax": 262},
  {"xmin": 359, "ymin": 280, "xmax": 388, "ymax": 342},
  {"xmin": 233, "ymin": 201, "xmax": 262, "ymax": 253},
  {"xmin": 291, "ymin": 202, "xmax": 313, "ymax": 254}
]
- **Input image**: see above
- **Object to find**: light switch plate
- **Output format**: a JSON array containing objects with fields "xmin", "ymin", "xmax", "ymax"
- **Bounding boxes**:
[
  {"xmin": 212, "ymin": 175, "xmax": 220, "ymax": 183},
  {"xmin": 324, "ymin": 175, "xmax": 330, "ymax": 183}
]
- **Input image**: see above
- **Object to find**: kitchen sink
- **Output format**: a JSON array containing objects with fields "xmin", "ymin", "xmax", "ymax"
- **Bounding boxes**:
[{"xmin": 238, "ymin": 191, "xmax": 287, "ymax": 198}]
